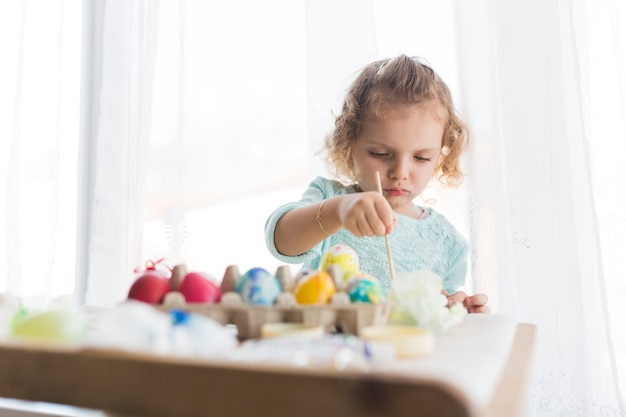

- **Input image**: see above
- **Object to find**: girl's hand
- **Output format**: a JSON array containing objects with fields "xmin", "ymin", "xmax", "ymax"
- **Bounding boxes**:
[
  {"xmin": 337, "ymin": 192, "xmax": 396, "ymax": 237},
  {"xmin": 445, "ymin": 290, "xmax": 491, "ymax": 314}
]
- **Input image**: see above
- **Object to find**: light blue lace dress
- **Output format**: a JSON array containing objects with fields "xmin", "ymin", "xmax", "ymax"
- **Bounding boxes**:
[{"xmin": 265, "ymin": 177, "xmax": 469, "ymax": 296}]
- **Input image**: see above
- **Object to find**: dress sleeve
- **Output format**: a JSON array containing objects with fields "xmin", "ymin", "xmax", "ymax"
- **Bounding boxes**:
[{"xmin": 263, "ymin": 177, "xmax": 329, "ymax": 264}]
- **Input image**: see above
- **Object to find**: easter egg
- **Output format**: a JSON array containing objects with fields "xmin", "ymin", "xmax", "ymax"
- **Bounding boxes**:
[
  {"xmin": 293, "ymin": 271, "xmax": 336, "ymax": 304},
  {"xmin": 236, "ymin": 267, "xmax": 282, "ymax": 306},
  {"xmin": 320, "ymin": 244, "xmax": 360, "ymax": 281},
  {"xmin": 345, "ymin": 273, "xmax": 383, "ymax": 304},
  {"xmin": 128, "ymin": 270, "xmax": 171, "ymax": 304},
  {"xmin": 178, "ymin": 272, "xmax": 222, "ymax": 303},
  {"xmin": 293, "ymin": 268, "xmax": 316, "ymax": 285},
  {"xmin": 12, "ymin": 309, "xmax": 88, "ymax": 345}
]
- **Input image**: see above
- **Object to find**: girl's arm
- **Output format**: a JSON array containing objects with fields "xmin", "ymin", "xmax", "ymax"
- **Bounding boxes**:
[
  {"xmin": 274, "ymin": 197, "xmax": 342, "ymax": 256},
  {"xmin": 274, "ymin": 192, "xmax": 394, "ymax": 256}
]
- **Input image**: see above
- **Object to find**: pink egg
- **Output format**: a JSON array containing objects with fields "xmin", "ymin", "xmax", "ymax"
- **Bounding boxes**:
[
  {"xmin": 128, "ymin": 270, "xmax": 170, "ymax": 304},
  {"xmin": 178, "ymin": 272, "xmax": 222, "ymax": 303}
]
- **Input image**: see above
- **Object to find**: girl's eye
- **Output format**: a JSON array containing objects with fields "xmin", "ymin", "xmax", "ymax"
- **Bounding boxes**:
[
  {"xmin": 369, "ymin": 151, "xmax": 388, "ymax": 158},
  {"xmin": 414, "ymin": 155, "xmax": 432, "ymax": 162}
]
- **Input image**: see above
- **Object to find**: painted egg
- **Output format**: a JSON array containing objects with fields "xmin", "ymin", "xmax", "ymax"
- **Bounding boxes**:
[
  {"xmin": 293, "ymin": 268, "xmax": 316, "ymax": 286},
  {"xmin": 345, "ymin": 273, "xmax": 383, "ymax": 304},
  {"xmin": 178, "ymin": 271, "xmax": 222, "ymax": 303},
  {"xmin": 293, "ymin": 271, "xmax": 336, "ymax": 304},
  {"xmin": 236, "ymin": 267, "xmax": 282, "ymax": 306},
  {"xmin": 11, "ymin": 309, "xmax": 88, "ymax": 345},
  {"xmin": 127, "ymin": 270, "xmax": 171, "ymax": 304},
  {"xmin": 320, "ymin": 244, "xmax": 360, "ymax": 281}
]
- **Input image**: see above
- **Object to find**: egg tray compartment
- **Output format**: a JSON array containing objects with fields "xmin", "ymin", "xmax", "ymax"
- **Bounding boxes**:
[{"xmin": 154, "ymin": 264, "xmax": 390, "ymax": 340}]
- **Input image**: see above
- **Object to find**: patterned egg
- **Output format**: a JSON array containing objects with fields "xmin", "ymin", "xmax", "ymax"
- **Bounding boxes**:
[
  {"xmin": 292, "ymin": 268, "xmax": 317, "ymax": 286},
  {"xmin": 236, "ymin": 267, "xmax": 282, "ymax": 306},
  {"xmin": 345, "ymin": 273, "xmax": 383, "ymax": 304},
  {"xmin": 320, "ymin": 244, "xmax": 360, "ymax": 281},
  {"xmin": 293, "ymin": 271, "xmax": 336, "ymax": 304}
]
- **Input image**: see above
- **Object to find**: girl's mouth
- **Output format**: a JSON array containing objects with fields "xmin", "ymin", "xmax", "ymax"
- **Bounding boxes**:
[{"xmin": 384, "ymin": 188, "xmax": 409, "ymax": 196}]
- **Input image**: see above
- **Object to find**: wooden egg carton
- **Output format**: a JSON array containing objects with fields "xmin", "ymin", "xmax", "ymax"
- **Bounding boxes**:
[{"xmin": 155, "ymin": 264, "xmax": 390, "ymax": 340}]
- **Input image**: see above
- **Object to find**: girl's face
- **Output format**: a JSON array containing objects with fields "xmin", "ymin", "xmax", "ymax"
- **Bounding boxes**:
[{"xmin": 352, "ymin": 103, "xmax": 444, "ymax": 217}]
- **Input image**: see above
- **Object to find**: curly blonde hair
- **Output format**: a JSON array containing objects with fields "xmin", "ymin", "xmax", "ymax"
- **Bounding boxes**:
[{"xmin": 323, "ymin": 55, "xmax": 469, "ymax": 187}]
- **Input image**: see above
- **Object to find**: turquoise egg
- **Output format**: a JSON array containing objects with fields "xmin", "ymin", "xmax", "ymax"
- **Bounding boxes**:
[
  {"xmin": 236, "ymin": 267, "xmax": 282, "ymax": 306},
  {"xmin": 346, "ymin": 273, "xmax": 383, "ymax": 304}
]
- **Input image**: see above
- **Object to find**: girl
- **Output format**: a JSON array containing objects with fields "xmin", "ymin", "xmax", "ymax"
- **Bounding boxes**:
[{"xmin": 265, "ymin": 55, "xmax": 489, "ymax": 313}]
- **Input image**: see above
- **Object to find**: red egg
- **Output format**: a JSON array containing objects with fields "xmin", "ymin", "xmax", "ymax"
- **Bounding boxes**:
[
  {"xmin": 178, "ymin": 272, "xmax": 222, "ymax": 303},
  {"xmin": 127, "ymin": 271, "xmax": 170, "ymax": 303}
]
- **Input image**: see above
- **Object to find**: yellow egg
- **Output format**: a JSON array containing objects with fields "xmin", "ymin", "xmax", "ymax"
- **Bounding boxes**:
[
  {"xmin": 320, "ymin": 244, "xmax": 360, "ymax": 281},
  {"xmin": 11, "ymin": 309, "xmax": 88, "ymax": 345},
  {"xmin": 293, "ymin": 271, "xmax": 336, "ymax": 304}
]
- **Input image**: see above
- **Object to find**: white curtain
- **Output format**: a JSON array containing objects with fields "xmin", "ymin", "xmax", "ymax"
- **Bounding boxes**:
[
  {"xmin": 455, "ymin": 0, "xmax": 625, "ymax": 414},
  {"xmin": 0, "ymin": 0, "xmax": 624, "ymax": 415},
  {"xmin": 0, "ymin": 1, "xmax": 81, "ymax": 309},
  {"xmin": 79, "ymin": 0, "xmax": 160, "ymax": 306}
]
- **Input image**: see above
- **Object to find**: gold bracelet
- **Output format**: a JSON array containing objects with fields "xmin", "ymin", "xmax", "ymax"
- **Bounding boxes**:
[{"xmin": 315, "ymin": 200, "xmax": 332, "ymax": 237}]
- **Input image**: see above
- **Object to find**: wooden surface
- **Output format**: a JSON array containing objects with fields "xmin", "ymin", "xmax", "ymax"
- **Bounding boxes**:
[
  {"xmin": 485, "ymin": 323, "xmax": 536, "ymax": 417},
  {"xmin": 0, "ymin": 323, "xmax": 536, "ymax": 417}
]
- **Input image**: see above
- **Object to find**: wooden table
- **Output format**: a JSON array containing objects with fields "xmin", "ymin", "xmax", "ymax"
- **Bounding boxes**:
[{"xmin": 0, "ymin": 319, "xmax": 536, "ymax": 417}]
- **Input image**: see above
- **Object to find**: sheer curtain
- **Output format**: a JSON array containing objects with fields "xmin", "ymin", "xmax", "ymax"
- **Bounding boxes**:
[
  {"xmin": 0, "ymin": 1, "xmax": 81, "ymax": 309},
  {"xmin": 1, "ymin": 0, "xmax": 624, "ymax": 416},
  {"xmin": 78, "ymin": 0, "xmax": 160, "ymax": 306},
  {"xmin": 455, "ymin": 0, "xmax": 625, "ymax": 414}
]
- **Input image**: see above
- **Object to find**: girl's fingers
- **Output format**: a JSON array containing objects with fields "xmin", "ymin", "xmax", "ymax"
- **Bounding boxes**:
[
  {"xmin": 464, "ymin": 294, "xmax": 490, "ymax": 314},
  {"xmin": 464, "ymin": 293, "xmax": 488, "ymax": 308},
  {"xmin": 468, "ymin": 305, "xmax": 491, "ymax": 314},
  {"xmin": 356, "ymin": 217, "xmax": 375, "ymax": 237},
  {"xmin": 375, "ymin": 199, "xmax": 396, "ymax": 233},
  {"xmin": 446, "ymin": 292, "xmax": 490, "ymax": 313},
  {"xmin": 446, "ymin": 291, "xmax": 467, "ymax": 307}
]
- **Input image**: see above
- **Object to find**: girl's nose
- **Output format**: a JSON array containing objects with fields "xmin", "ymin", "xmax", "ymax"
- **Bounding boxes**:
[{"xmin": 389, "ymin": 159, "xmax": 409, "ymax": 180}]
